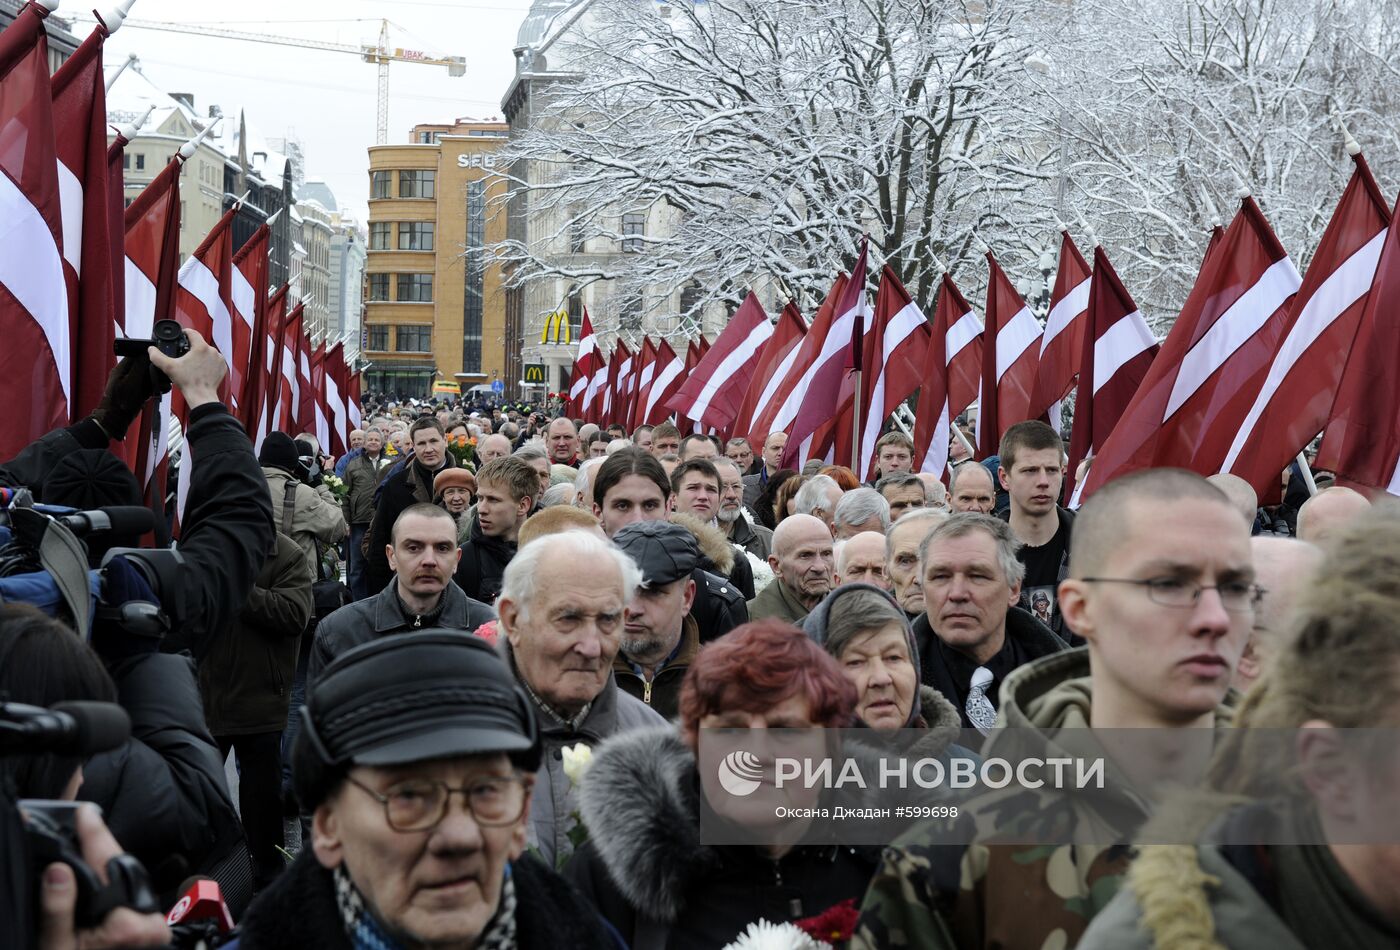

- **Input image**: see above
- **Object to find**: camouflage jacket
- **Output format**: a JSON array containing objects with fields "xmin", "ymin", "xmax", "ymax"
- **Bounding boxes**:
[{"xmin": 853, "ymin": 648, "xmax": 1238, "ymax": 950}]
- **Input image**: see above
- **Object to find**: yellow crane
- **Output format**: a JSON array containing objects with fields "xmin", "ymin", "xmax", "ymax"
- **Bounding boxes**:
[{"xmin": 101, "ymin": 17, "xmax": 465, "ymax": 144}]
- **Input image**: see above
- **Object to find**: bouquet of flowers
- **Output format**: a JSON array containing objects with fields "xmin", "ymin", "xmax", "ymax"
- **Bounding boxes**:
[
  {"xmin": 446, "ymin": 433, "xmax": 477, "ymax": 470},
  {"xmin": 322, "ymin": 473, "xmax": 349, "ymax": 505}
]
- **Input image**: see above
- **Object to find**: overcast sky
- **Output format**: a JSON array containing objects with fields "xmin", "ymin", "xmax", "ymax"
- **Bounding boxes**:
[{"xmin": 95, "ymin": 0, "xmax": 536, "ymax": 222}]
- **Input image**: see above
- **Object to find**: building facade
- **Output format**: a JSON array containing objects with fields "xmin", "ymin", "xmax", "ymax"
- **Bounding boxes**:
[
  {"xmin": 295, "ymin": 198, "xmax": 334, "ymax": 339},
  {"xmin": 329, "ymin": 215, "xmax": 367, "ymax": 345},
  {"xmin": 363, "ymin": 119, "xmax": 509, "ymax": 399}
]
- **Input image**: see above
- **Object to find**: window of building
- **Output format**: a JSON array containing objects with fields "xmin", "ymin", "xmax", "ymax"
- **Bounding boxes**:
[
  {"xmin": 397, "ymin": 273, "xmax": 433, "ymax": 302},
  {"xmin": 416, "ymin": 130, "xmax": 440, "ymax": 144},
  {"xmin": 679, "ymin": 282, "xmax": 702, "ymax": 317},
  {"xmin": 366, "ymin": 324, "xmax": 389, "ymax": 350},
  {"xmin": 569, "ymin": 210, "xmax": 586, "ymax": 254},
  {"xmin": 122, "ymin": 154, "xmax": 129, "ymax": 170},
  {"xmin": 371, "ymin": 170, "xmax": 391, "ymax": 199},
  {"xmin": 367, "ymin": 273, "xmax": 390, "ymax": 301},
  {"xmin": 134, "ymin": 154, "xmax": 145, "ymax": 171},
  {"xmin": 462, "ymin": 181, "xmax": 486, "ymax": 374},
  {"xmin": 566, "ymin": 286, "xmax": 583, "ymax": 340},
  {"xmin": 622, "ymin": 211, "xmax": 644, "ymax": 253},
  {"xmin": 399, "ymin": 170, "xmax": 436, "ymax": 199},
  {"xmin": 398, "ymin": 222, "xmax": 435, "ymax": 251},
  {"xmin": 369, "ymin": 222, "xmax": 390, "ymax": 250},
  {"xmin": 397, "ymin": 325, "xmax": 432, "ymax": 352}
]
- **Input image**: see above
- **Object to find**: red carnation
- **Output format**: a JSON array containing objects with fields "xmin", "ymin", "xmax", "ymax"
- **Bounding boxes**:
[{"xmin": 795, "ymin": 898, "xmax": 858, "ymax": 944}]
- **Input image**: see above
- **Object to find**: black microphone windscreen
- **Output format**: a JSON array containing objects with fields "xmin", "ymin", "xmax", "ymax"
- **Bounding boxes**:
[
  {"xmin": 91, "ymin": 507, "xmax": 156, "ymax": 536},
  {"xmin": 51, "ymin": 701, "xmax": 130, "ymax": 756}
]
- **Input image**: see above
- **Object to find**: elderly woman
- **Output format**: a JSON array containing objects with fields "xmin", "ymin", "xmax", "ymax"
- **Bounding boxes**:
[
  {"xmin": 566, "ymin": 620, "xmax": 882, "ymax": 948},
  {"xmin": 803, "ymin": 584, "xmax": 963, "ymax": 747}
]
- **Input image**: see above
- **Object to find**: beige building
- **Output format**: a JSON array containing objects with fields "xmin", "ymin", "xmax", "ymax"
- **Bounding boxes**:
[
  {"xmin": 294, "ymin": 199, "xmax": 334, "ymax": 340},
  {"xmin": 363, "ymin": 119, "xmax": 510, "ymax": 399}
]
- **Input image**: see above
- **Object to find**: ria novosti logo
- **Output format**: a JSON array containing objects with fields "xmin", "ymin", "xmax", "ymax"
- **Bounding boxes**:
[{"xmin": 717, "ymin": 750, "xmax": 764, "ymax": 796}]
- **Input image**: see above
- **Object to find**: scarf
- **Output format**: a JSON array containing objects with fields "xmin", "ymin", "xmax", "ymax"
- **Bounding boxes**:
[
  {"xmin": 1273, "ymin": 806, "xmax": 1400, "ymax": 950},
  {"xmin": 334, "ymin": 862, "xmax": 519, "ymax": 950}
]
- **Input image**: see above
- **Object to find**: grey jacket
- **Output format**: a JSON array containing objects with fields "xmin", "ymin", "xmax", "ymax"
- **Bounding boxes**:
[
  {"xmin": 502, "ymin": 641, "xmax": 665, "ymax": 869},
  {"xmin": 728, "ymin": 512, "xmax": 773, "ymax": 562},
  {"xmin": 264, "ymin": 466, "xmax": 347, "ymax": 578},
  {"xmin": 308, "ymin": 579, "xmax": 495, "ymax": 686}
]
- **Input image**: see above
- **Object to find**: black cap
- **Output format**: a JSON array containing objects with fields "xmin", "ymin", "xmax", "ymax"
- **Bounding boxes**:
[
  {"xmin": 259, "ymin": 432, "xmax": 299, "ymax": 473},
  {"xmin": 293, "ymin": 631, "xmax": 539, "ymax": 809},
  {"xmin": 613, "ymin": 520, "xmax": 700, "ymax": 589}
]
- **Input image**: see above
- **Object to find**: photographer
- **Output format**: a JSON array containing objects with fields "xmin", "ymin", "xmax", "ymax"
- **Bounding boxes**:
[{"xmin": 1, "ymin": 331, "xmax": 274, "ymax": 902}]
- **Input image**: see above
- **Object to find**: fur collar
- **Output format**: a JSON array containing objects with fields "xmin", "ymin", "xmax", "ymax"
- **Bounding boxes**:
[{"xmin": 669, "ymin": 511, "xmax": 735, "ymax": 574}]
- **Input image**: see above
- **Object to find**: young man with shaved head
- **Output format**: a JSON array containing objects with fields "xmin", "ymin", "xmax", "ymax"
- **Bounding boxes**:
[
  {"xmin": 1296, "ymin": 485, "xmax": 1371, "ymax": 545},
  {"xmin": 855, "ymin": 469, "xmax": 1258, "ymax": 950}
]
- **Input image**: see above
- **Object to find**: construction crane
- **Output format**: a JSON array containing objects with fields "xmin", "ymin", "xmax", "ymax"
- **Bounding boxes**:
[{"xmin": 101, "ymin": 17, "xmax": 465, "ymax": 144}]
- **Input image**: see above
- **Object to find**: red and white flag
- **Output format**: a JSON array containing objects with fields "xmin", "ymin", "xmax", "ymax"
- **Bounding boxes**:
[
  {"xmin": 1029, "ymin": 232, "xmax": 1092, "ymax": 423},
  {"xmin": 272, "ymin": 299, "xmax": 303, "ymax": 435},
  {"xmin": 566, "ymin": 307, "xmax": 602, "ymax": 418},
  {"xmin": 747, "ymin": 275, "xmax": 846, "ymax": 453},
  {"xmin": 232, "ymin": 223, "xmax": 271, "ymax": 433},
  {"xmin": 736, "ymin": 300, "xmax": 807, "ymax": 446},
  {"xmin": 1315, "ymin": 190, "xmax": 1400, "ymax": 493},
  {"xmin": 324, "ymin": 340, "xmax": 350, "ymax": 457},
  {"xmin": 670, "ymin": 292, "xmax": 771, "ymax": 430},
  {"xmin": 51, "ymin": 18, "xmax": 115, "ymax": 422},
  {"xmin": 0, "ymin": 2, "xmax": 69, "ymax": 456},
  {"xmin": 122, "ymin": 157, "xmax": 184, "ymax": 492},
  {"xmin": 256, "ymin": 284, "xmax": 290, "ymax": 451},
  {"xmin": 295, "ymin": 326, "xmax": 316, "ymax": 435},
  {"xmin": 174, "ymin": 208, "xmax": 236, "ymax": 407},
  {"xmin": 1064, "ymin": 245, "xmax": 1159, "ymax": 505},
  {"xmin": 347, "ymin": 370, "xmax": 363, "ymax": 431},
  {"xmin": 1081, "ymin": 201, "xmax": 1301, "ymax": 497},
  {"xmin": 628, "ymin": 336, "xmax": 658, "ymax": 432},
  {"xmin": 976, "ymin": 252, "xmax": 1043, "ymax": 457},
  {"xmin": 639, "ymin": 338, "xmax": 684, "ymax": 427},
  {"xmin": 1223, "ymin": 155, "xmax": 1391, "ymax": 496},
  {"xmin": 601, "ymin": 340, "xmax": 633, "ymax": 424},
  {"xmin": 857, "ymin": 265, "xmax": 931, "ymax": 481},
  {"xmin": 912, "ymin": 272, "xmax": 983, "ymax": 476},
  {"xmin": 309, "ymin": 341, "xmax": 330, "ymax": 452}
]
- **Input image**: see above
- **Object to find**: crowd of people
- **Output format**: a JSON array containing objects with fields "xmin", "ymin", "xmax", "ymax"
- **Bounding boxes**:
[{"xmin": 2, "ymin": 343, "xmax": 1396, "ymax": 949}]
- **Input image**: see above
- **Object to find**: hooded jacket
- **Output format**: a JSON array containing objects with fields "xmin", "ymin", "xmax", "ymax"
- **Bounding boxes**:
[
  {"xmin": 501, "ymin": 641, "xmax": 666, "ymax": 870},
  {"xmin": 668, "ymin": 513, "xmax": 748, "ymax": 642},
  {"xmin": 453, "ymin": 518, "xmax": 516, "ymax": 604},
  {"xmin": 263, "ymin": 465, "xmax": 348, "ymax": 579},
  {"xmin": 852, "ymin": 648, "xmax": 1239, "ymax": 950},
  {"xmin": 565, "ymin": 726, "xmax": 896, "ymax": 950}
]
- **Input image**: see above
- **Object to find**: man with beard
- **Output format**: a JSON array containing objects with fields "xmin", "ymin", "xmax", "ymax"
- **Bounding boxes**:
[
  {"xmin": 747, "ymin": 513, "xmax": 835, "ymax": 624},
  {"xmin": 611, "ymin": 521, "xmax": 701, "ymax": 718},
  {"xmin": 715, "ymin": 456, "xmax": 773, "ymax": 561}
]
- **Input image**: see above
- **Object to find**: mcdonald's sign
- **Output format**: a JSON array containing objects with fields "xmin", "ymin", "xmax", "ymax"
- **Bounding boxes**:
[
  {"xmin": 540, "ymin": 310, "xmax": 572, "ymax": 345},
  {"xmin": 523, "ymin": 363, "xmax": 547, "ymax": 384}
]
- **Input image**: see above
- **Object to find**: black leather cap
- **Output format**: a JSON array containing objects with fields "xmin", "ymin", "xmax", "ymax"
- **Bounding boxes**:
[
  {"xmin": 294, "ymin": 630, "xmax": 539, "ymax": 808},
  {"xmin": 614, "ymin": 520, "xmax": 700, "ymax": 588}
]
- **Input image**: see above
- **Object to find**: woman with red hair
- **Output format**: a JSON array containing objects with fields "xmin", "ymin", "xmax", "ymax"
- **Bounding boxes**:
[{"xmin": 565, "ymin": 620, "xmax": 880, "ymax": 948}]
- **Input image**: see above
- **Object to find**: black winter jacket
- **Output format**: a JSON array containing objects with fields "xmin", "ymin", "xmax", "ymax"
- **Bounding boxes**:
[
  {"xmin": 308, "ymin": 578, "xmax": 495, "ymax": 686},
  {"xmin": 453, "ymin": 520, "xmax": 515, "ymax": 604},
  {"xmin": 363, "ymin": 455, "xmax": 456, "ymax": 592},
  {"xmin": 197, "ymin": 533, "xmax": 313, "ymax": 735},
  {"xmin": 78, "ymin": 652, "xmax": 245, "ymax": 894},
  {"xmin": 228, "ymin": 849, "xmax": 622, "ymax": 950}
]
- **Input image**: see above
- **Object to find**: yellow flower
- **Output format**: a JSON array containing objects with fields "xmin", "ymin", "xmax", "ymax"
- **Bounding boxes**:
[{"xmin": 561, "ymin": 742, "xmax": 593, "ymax": 786}]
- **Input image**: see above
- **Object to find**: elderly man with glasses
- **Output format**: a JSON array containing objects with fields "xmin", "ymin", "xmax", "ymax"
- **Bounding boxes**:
[{"xmin": 234, "ymin": 631, "xmax": 618, "ymax": 949}]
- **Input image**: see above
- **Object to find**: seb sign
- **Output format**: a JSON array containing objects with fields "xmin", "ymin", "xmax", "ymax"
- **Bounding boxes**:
[{"xmin": 457, "ymin": 153, "xmax": 499, "ymax": 169}]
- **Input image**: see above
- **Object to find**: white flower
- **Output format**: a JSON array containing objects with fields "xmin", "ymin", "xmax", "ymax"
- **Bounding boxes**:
[
  {"xmin": 561, "ymin": 742, "xmax": 593, "ymax": 786},
  {"xmin": 722, "ymin": 920, "xmax": 828, "ymax": 950}
]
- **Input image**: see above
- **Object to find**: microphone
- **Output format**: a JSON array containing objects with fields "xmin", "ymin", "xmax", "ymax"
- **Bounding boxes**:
[
  {"xmin": 166, "ymin": 877, "xmax": 234, "ymax": 933},
  {"xmin": 57, "ymin": 507, "xmax": 155, "ymax": 537},
  {"xmin": 0, "ymin": 701, "xmax": 131, "ymax": 757}
]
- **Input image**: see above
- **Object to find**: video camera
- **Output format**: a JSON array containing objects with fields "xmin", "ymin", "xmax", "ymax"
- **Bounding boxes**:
[
  {"xmin": 0, "ymin": 700, "xmax": 160, "ymax": 931},
  {"xmin": 0, "ymin": 490, "xmax": 186, "ymax": 641},
  {"xmin": 112, "ymin": 319, "xmax": 191, "ymax": 394}
]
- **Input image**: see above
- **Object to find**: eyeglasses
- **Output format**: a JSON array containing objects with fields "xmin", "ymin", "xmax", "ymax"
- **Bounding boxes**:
[
  {"xmin": 346, "ymin": 773, "xmax": 530, "ymax": 832},
  {"xmin": 1080, "ymin": 577, "xmax": 1265, "ymax": 613}
]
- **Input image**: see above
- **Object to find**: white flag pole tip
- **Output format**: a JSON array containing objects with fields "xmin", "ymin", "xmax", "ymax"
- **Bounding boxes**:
[
  {"xmin": 1336, "ymin": 114, "xmax": 1361, "ymax": 157},
  {"xmin": 115, "ymin": 103, "xmax": 154, "ymax": 140},
  {"xmin": 178, "ymin": 116, "xmax": 222, "ymax": 161},
  {"xmin": 34, "ymin": 0, "xmax": 61, "ymax": 13}
]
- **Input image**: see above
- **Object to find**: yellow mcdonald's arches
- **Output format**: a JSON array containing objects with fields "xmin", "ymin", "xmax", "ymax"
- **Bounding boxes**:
[
  {"xmin": 523, "ymin": 363, "xmax": 546, "ymax": 383},
  {"xmin": 540, "ymin": 310, "xmax": 572, "ymax": 345}
]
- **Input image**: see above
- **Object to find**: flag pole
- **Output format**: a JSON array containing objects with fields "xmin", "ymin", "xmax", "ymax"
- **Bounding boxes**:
[
  {"xmin": 1295, "ymin": 451, "xmax": 1319, "ymax": 497},
  {"xmin": 850, "ymin": 240, "xmax": 866, "ymax": 471}
]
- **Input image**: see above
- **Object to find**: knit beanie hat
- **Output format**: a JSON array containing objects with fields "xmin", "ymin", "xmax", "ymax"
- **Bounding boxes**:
[
  {"xmin": 44, "ymin": 449, "xmax": 141, "ymax": 508},
  {"xmin": 259, "ymin": 432, "xmax": 299, "ymax": 473}
]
